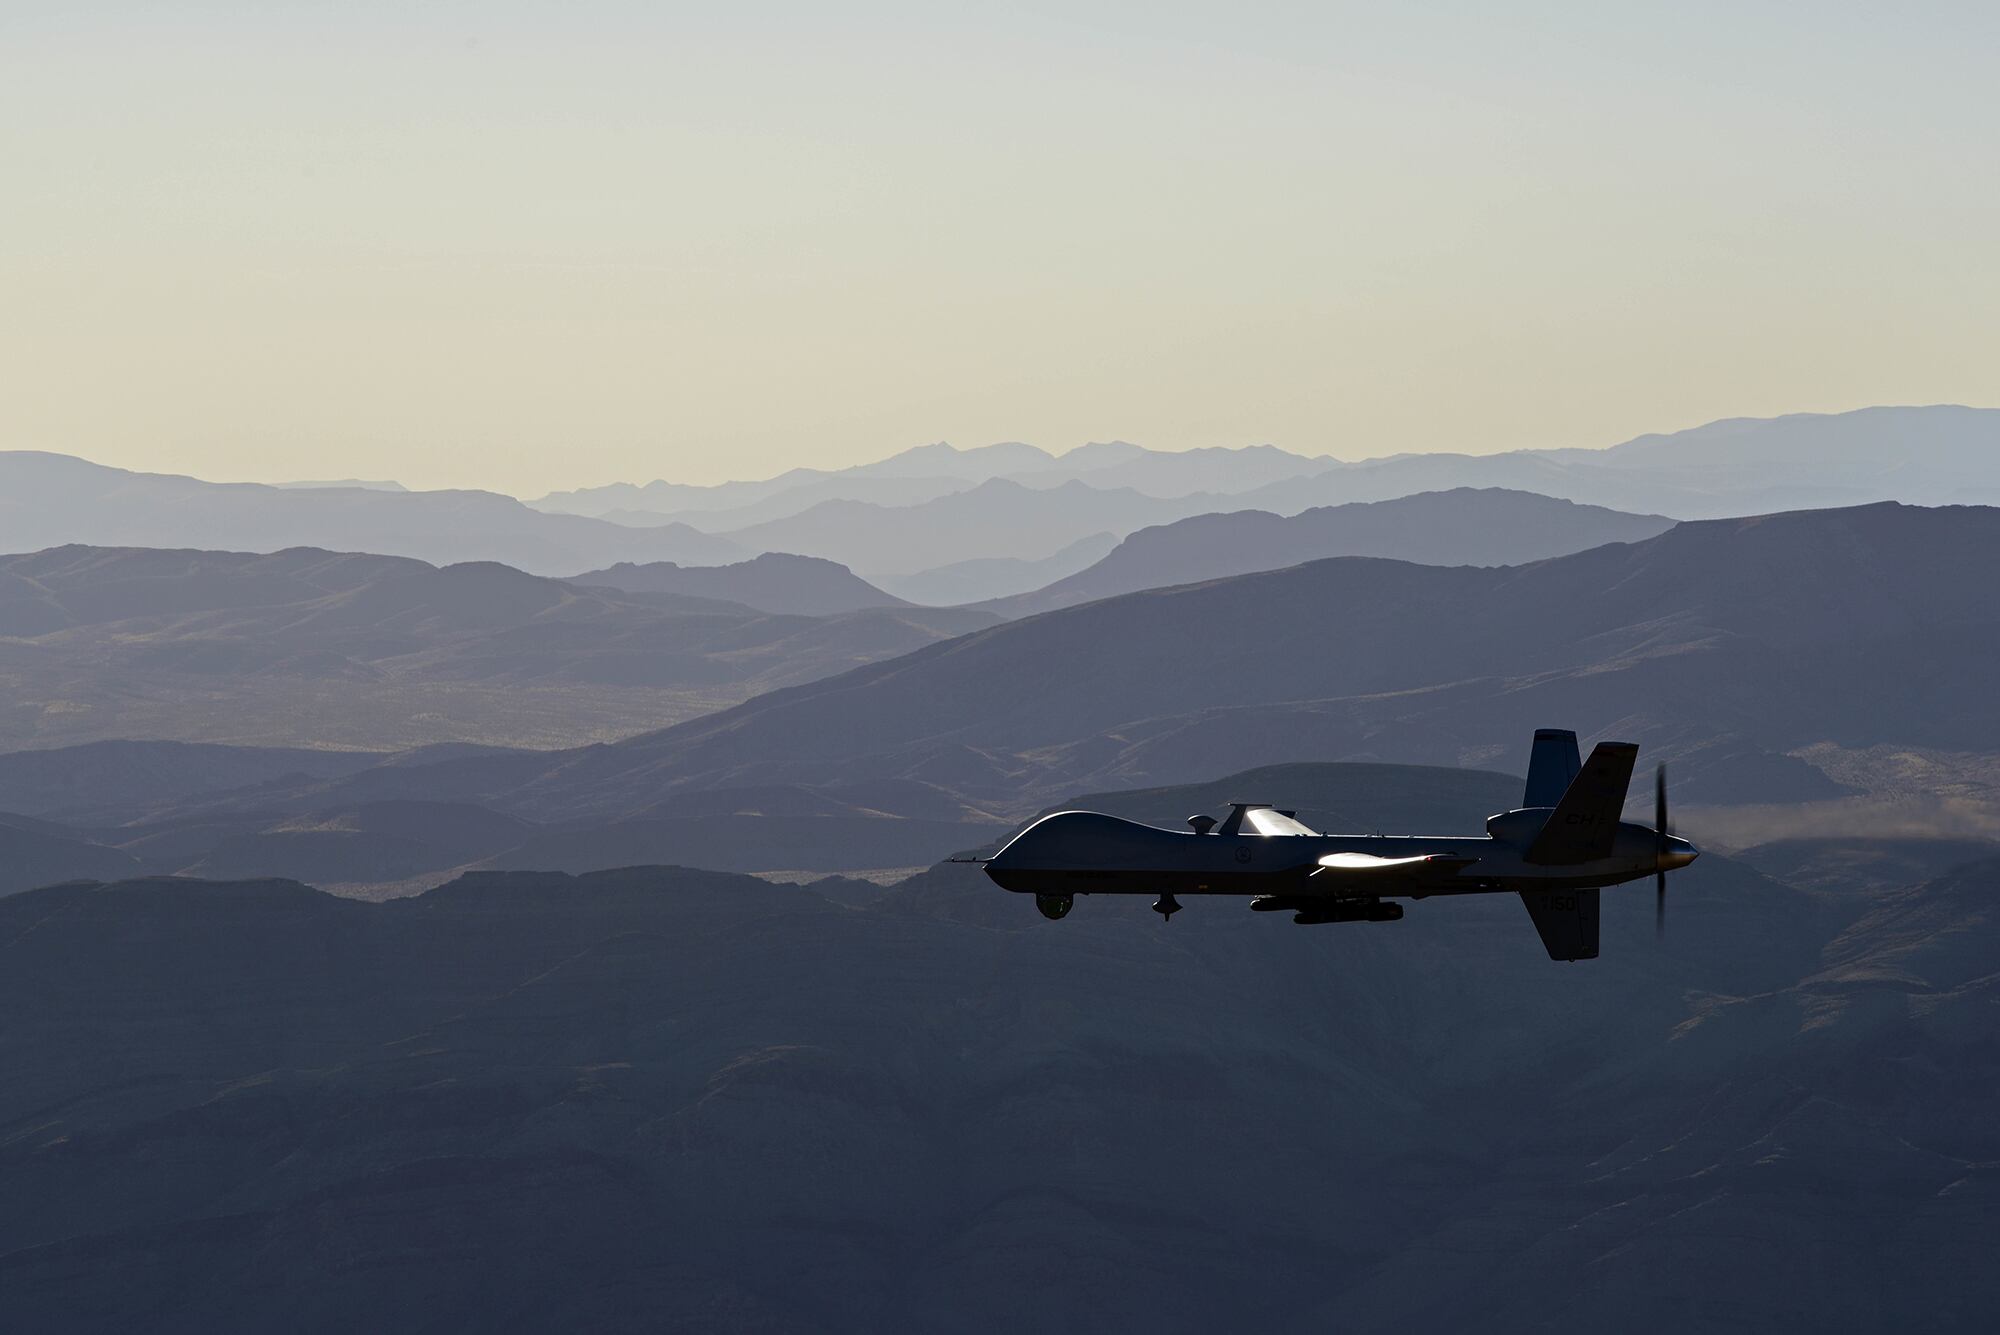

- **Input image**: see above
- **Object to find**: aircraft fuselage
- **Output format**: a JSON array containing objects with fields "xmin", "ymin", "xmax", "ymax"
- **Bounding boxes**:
[
  {"xmin": 981, "ymin": 732, "xmax": 1699, "ymax": 957},
  {"xmin": 984, "ymin": 809, "xmax": 1697, "ymax": 901}
]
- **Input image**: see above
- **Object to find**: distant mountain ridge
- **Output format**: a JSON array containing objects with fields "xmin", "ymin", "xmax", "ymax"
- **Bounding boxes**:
[
  {"xmin": 24, "ymin": 499, "xmax": 1991, "ymax": 832},
  {"xmin": 315, "ymin": 500, "xmax": 2000, "ymax": 820},
  {"xmin": 0, "ymin": 451, "xmax": 747, "ymax": 575},
  {"xmin": 979, "ymin": 488, "xmax": 1676, "ymax": 617},
  {"xmin": 12, "ymin": 499, "xmax": 1998, "ymax": 893},
  {"xmin": 719, "ymin": 476, "xmax": 1209, "ymax": 578},
  {"xmin": 876, "ymin": 532, "xmax": 1121, "ymax": 606},
  {"xmin": 533, "ymin": 438, "xmax": 1151, "ymax": 518},
  {"xmin": 0, "ymin": 545, "xmax": 994, "ymax": 751},
  {"xmin": 0, "ymin": 740, "xmax": 394, "ymax": 822},
  {"xmin": 1223, "ymin": 404, "xmax": 2000, "ymax": 519},
  {"xmin": 14, "ymin": 407, "xmax": 1996, "ymax": 588},
  {"xmin": 566, "ymin": 552, "xmax": 907, "ymax": 615},
  {"xmin": 273, "ymin": 478, "xmax": 408, "ymax": 492},
  {"xmin": 520, "ymin": 405, "xmax": 2000, "ymax": 578},
  {"xmin": 530, "ymin": 440, "xmax": 1076, "ymax": 523},
  {"xmin": 528, "ymin": 405, "xmax": 1998, "ymax": 531}
]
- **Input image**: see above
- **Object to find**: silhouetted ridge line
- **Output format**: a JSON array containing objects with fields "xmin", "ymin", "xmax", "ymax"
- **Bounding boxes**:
[{"xmin": 346, "ymin": 500, "xmax": 2000, "ymax": 819}]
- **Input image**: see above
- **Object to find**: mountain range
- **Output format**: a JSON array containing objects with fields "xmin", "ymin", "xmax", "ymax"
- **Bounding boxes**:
[
  {"xmin": 716, "ymin": 477, "xmax": 1197, "ymax": 578},
  {"xmin": 566, "ymin": 552, "xmax": 907, "ymax": 615},
  {"xmin": 871, "ymin": 532, "xmax": 1123, "ymax": 606},
  {"xmin": 0, "ymin": 451, "xmax": 748, "ymax": 575},
  {"xmin": 0, "ymin": 483, "xmax": 1706, "ymax": 758},
  {"xmin": 9, "ymin": 407, "xmax": 1997, "ymax": 589},
  {"xmin": 7, "ymin": 413, "xmax": 2000, "ymax": 1331},
  {"xmin": 979, "ymin": 488, "xmax": 1675, "ymax": 617},
  {"xmin": 2, "ymin": 819, "xmax": 1991, "ymax": 1332},
  {"xmin": 0, "ymin": 546, "xmax": 992, "ymax": 751},
  {"xmin": 9, "ymin": 498, "xmax": 1996, "ymax": 898},
  {"xmin": 530, "ymin": 439, "xmax": 1147, "ymax": 520},
  {"xmin": 241, "ymin": 500, "xmax": 1991, "ymax": 827},
  {"xmin": 532, "ymin": 405, "xmax": 1999, "ymax": 527},
  {"xmin": 544, "ymin": 405, "xmax": 2000, "ymax": 576},
  {"xmin": 0, "ymin": 496, "xmax": 1968, "ymax": 893}
]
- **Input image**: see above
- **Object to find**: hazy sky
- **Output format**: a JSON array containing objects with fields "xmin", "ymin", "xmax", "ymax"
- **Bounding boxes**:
[{"xmin": 5, "ymin": 2, "xmax": 1996, "ymax": 496}]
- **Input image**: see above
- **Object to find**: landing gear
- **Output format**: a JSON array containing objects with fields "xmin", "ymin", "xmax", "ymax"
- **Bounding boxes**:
[
  {"xmin": 1035, "ymin": 893, "xmax": 1073, "ymax": 921},
  {"xmin": 1152, "ymin": 892, "xmax": 1182, "ymax": 921}
]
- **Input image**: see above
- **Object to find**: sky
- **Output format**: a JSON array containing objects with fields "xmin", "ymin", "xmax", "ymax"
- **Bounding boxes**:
[{"xmin": 4, "ymin": 2, "xmax": 1996, "ymax": 497}]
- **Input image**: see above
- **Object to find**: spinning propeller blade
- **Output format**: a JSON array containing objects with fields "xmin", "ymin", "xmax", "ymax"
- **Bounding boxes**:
[{"xmin": 1655, "ymin": 763, "xmax": 1669, "ymax": 939}]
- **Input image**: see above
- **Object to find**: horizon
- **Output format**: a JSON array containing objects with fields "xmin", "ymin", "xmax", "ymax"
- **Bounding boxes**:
[
  {"xmin": 8, "ymin": 3, "xmax": 1999, "ymax": 494},
  {"xmin": 9, "ymin": 400, "xmax": 1987, "ymax": 500}
]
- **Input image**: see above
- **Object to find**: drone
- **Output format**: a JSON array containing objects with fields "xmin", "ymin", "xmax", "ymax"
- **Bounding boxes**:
[{"xmin": 980, "ymin": 729, "xmax": 1697, "ymax": 961}]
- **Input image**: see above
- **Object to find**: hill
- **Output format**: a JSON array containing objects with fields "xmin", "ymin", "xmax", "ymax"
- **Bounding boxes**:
[
  {"xmin": 0, "ymin": 811, "xmax": 143, "ymax": 895},
  {"xmin": 0, "ymin": 739, "xmax": 395, "ymax": 822},
  {"xmin": 0, "ymin": 546, "xmax": 995, "ymax": 750},
  {"xmin": 717, "ymin": 477, "xmax": 1207, "ymax": 577},
  {"xmin": 1002, "ymin": 440, "xmax": 1333, "ymax": 497},
  {"xmin": 0, "ymin": 760, "xmax": 1527, "ymax": 902},
  {"xmin": 367, "ymin": 501, "xmax": 2000, "ymax": 821},
  {"xmin": 0, "ymin": 846, "xmax": 1989, "ymax": 1332},
  {"xmin": 0, "ymin": 451, "xmax": 748, "ymax": 575},
  {"xmin": 1230, "ymin": 404, "xmax": 2000, "ymax": 519},
  {"xmin": 15, "ymin": 410, "xmax": 1997, "ymax": 591},
  {"xmin": 876, "ymin": 532, "xmax": 1120, "ymax": 606},
  {"xmin": 529, "ymin": 408, "xmax": 2000, "ymax": 537},
  {"xmin": 531, "ymin": 440, "xmax": 1063, "ymax": 521},
  {"xmin": 982, "ymin": 489, "xmax": 1675, "ymax": 617},
  {"xmin": 566, "ymin": 552, "xmax": 907, "ymax": 615}
]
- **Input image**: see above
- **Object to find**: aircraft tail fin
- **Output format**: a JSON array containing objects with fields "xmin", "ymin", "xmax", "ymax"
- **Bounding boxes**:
[
  {"xmin": 1520, "ymin": 888, "xmax": 1600, "ymax": 961},
  {"xmin": 1524, "ymin": 741, "xmax": 1638, "ymax": 865},
  {"xmin": 1523, "ymin": 728, "xmax": 1581, "ymax": 808}
]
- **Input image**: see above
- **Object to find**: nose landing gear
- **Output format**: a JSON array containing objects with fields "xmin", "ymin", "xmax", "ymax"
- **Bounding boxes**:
[{"xmin": 1152, "ymin": 892, "xmax": 1182, "ymax": 921}]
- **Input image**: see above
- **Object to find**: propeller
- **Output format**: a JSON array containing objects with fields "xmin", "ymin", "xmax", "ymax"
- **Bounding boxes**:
[{"xmin": 1655, "ymin": 763, "xmax": 1669, "ymax": 939}]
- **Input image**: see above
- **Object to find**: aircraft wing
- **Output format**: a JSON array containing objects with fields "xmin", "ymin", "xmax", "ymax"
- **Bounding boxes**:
[{"xmin": 1310, "ymin": 852, "xmax": 1474, "ymax": 884}]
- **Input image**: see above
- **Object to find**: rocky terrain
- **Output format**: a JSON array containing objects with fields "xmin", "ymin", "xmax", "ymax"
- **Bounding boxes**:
[
  {"xmin": 0, "ymin": 546, "xmax": 993, "ymax": 750},
  {"xmin": 2, "ymin": 828, "xmax": 1991, "ymax": 1333}
]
